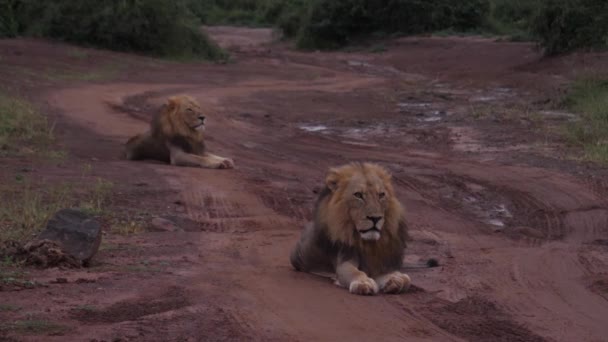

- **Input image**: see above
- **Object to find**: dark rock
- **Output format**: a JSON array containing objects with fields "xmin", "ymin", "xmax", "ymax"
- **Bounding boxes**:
[{"xmin": 37, "ymin": 209, "xmax": 102, "ymax": 264}]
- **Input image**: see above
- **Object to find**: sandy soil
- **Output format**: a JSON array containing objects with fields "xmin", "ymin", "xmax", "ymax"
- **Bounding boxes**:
[{"xmin": 1, "ymin": 28, "xmax": 608, "ymax": 342}]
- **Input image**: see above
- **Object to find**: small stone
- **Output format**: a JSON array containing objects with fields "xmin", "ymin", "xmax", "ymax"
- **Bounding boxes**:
[{"xmin": 149, "ymin": 217, "xmax": 180, "ymax": 232}]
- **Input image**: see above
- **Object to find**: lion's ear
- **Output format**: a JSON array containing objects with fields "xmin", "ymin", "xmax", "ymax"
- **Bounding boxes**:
[
  {"xmin": 166, "ymin": 96, "xmax": 179, "ymax": 111},
  {"xmin": 325, "ymin": 168, "xmax": 341, "ymax": 192}
]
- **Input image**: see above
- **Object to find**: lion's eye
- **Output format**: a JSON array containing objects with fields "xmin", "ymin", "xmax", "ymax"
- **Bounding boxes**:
[
  {"xmin": 186, "ymin": 108, "xmax": 194, "ymax": 113},
  {"xmin": 379, "ymin": 192, "xmax": 386, "ymax": 199},
  {"xmin": 354, "ymin": 192, "xmax": 364, "ymax": 199}
]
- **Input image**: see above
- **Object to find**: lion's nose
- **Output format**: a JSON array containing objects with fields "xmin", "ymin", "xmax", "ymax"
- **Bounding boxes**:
[
  {"xmin": 367, "ymin": 216, "xmax": 382, "ymax": 225},
  {"xmin": 198, "ymin": 115, "xmax": 206, "ymax": 121}
]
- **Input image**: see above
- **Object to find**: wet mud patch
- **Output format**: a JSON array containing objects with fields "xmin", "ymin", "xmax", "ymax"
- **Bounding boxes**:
[
  {"xmin": 392, "ymin": 171, "xmax": 516, "ymax": 232},
  {"xmin": 589, "ymin": 278, "xmax": 608, "ymax": 300},
  {"xmin": 249, "ymin": 175, "xmax": 315, "ymax": 221},
  {"xmin": 423, "ymin": 297, "xmax": 546, "ymax": 342},
  {"xmin": 115, "ymin": 306, "xmax": 254, "ymax": 342},
  {"xmin": 392, "ymin": 168, "xmax": 566, "ymax": 241},
  {"xmin": 297, "ymin": 121, "xmax": 452, "ymax": 150},
  {"xmin": 72, "ymin": 286, "xmax": 191, "ymax": 323}
]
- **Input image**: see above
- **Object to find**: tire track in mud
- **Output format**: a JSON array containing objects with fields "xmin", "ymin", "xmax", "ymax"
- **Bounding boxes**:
[{"xmin": 46, "ymin": 53, "xmax": 608, "ymax": 341}]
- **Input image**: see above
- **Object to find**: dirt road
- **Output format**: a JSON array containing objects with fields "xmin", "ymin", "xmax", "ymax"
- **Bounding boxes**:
[{"xmin": 1, "ymin": 29, "xmax": 608, "ymax": 341}]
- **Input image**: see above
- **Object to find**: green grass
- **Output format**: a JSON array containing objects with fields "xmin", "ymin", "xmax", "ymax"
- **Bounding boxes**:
[
  {"xmin": 0, "ymin": 182, "xmax": 73, "ymax": 244},
  {"xmin": 0, "ymin": 304, "xmax": 19, "ymax": 312},
  {"xmin": 0, "ymin": 176, "xmax": 114, "ymax": 245},
  {"xmin": 0, "ymin": 93, "xmax": 54, "ymax": 154},
  {"xmin": 564, "ymin": 77, "xmax": 608, "ymax": 163},
  {"xmin": 110, "ymin": 219, "xmax": 145, "ymax": 236},
  {"xmin": 0, "ymin": 267, "xmax": 38, "ymax": 290},
  {"xmin": 67, "ymin": 49, "xmax": 89, "ymax": 59},
  {"xmin": 78, "ymin": 178, "xmax": 114, "ymax": 216},
  {"xmin": 48, "ymin": 65, "xmax": 122, "ymax": 82},
  {"xmin": 0, "ymin": 320, "xmax": 69, "ymax": 335}
]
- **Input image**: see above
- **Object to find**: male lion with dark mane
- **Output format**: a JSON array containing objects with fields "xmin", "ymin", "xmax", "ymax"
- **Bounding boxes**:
[
  {"xmin": 125, "ymin": 95, "xmax": 234, "ymax": 169},
  {"xmin": 290, "ymin": 162, "xmax": 411, "ymax": 295}
]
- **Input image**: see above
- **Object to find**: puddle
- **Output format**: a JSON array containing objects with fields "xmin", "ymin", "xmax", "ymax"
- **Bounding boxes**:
[
  {"xmin": 539, "ymin": 110, "xmax": 579, "ymax": 121},
  {"xmin": 399, "ymin": 102, "xmax": 448, "ymax": 123},
  {"xmin": 469, "ymin": 87, "xmax": 515, "ymax": 103},
  {"xmin": 345, "ymin": 60, "xmax": 408, "ymax": 77},
  {"xmin": 488, "ymin": 219, "xmax": 505, "ymax": 227},
  {"xmin": 431, "ymin": 175, "xmax": 514, "ymax": 231},
  {"xmin": 398, "ymin": 102, "xmax": 431, "ymax": 109},
  {"xmin": 347, "ymin": 60, "xmax": 373, "ymax": 68},
  {"xmin": 298, "ymin": 122, "xmax": 401, "ymax": 141},
  {"xmin": 341, "ymin": 140, "xmax": 379, "ymax": 147},
  {"xmin": 342, "ymin": 124, "xmax": 399, "ymax": 139},
  {"xmin": 299, "ymin": 124, "xmax": 328, "ymax": 132},
  {"xmin": 470, "ymin": 95, "xmax": 499, "ymax": 102},
  {"xmin": 450, "ymin": 127, "xmax": 535, "ymax": 154},
  {"xmin": 422, "ymin": 116, "xmax": 443, "ymax": 122}
]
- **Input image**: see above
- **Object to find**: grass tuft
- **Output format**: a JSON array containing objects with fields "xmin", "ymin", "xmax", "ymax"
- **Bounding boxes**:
[
  {"xmin": 0, "ymin": 320, "xmax": 69, "ymax": 335},
  {"xmin": 0, "ymin": 93, "xmax": 54, "ymax": 154},
  {"xmin": 564, "ymin": 77, "xmax": 608, "ymax": 163},
  {"xmin": 0, "ymin": 182, "xmax": 73, "ymax": 244}
]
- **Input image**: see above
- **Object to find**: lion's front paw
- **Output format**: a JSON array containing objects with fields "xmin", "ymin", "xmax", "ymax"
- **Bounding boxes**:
[
  {"xmin": 217, "ymin": 158, "xmax": 234, "ymax": 169},
  {"xmin": 349, "ymin": 277, "xmax": 379, "ymax": 296},
  {"xmin": 381, "ymin": 273, "xmax": 411, "ymax": 294}
]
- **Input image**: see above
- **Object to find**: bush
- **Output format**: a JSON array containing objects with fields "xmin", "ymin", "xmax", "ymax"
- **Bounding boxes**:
[
  {"xmin": 0, "ymin": 0, "xmax": 19, "ymax": 38},
  {"xmin": 262, "ymin": 0, "xmax": 308, "ymax": 38},
  {"xmin": 296, "ymin": 0, "xmax": 491, "ymax": 49},
  {"xmin": 532, "ymin": 0, "xmax": 608, "ymax": 55},
  {"xmin": 564, "ymin": 77, "xmax": 608, "ymax": 163},
  {"xmin": 3, "ymin": 0, "xmax": 227, "ymax": 60}
]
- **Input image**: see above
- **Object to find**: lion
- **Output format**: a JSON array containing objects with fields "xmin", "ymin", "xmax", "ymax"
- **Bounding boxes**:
[
  {"xmin": 290, "ymin": 162, "xmax": 411, "ymax": 296},
  {"xmin": 124, "ymin": 95, "xmax": 234, "ymax": 169}
]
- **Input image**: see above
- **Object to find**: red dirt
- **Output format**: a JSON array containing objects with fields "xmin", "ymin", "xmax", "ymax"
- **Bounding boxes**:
[{"xmin": 1, "ymin": 30, "xmax": 608, "ymax": 341}]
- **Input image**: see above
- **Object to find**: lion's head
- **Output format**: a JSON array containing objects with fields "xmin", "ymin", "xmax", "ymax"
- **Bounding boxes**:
[
  {"xmin": 156, "ymin": 95, "xmax": 207, "ymax": 137},
  {"xmin": 320, "ymin": 163, "xmax": 403, "ymax": 244}
]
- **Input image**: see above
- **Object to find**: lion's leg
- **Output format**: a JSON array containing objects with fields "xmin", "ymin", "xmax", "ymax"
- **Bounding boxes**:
[
  {"xmin": 201, "ymin": 152, "xmax": 234, "ymax": 169},
  {"xmin": 167, "ymin": 144, "xmax": 232, "ymax": 169},
  {"xmin": 336, "ymin": 260, "xmax": 378, "ymax": 296},
  {"xmin": 375, "ymin": 271, "xmax": 411, "ymax": 294},
  {"xmin": 290, "ymin": 223, "xmax": 333, "ymax": 273},
  {"xmin": 125, "ymin": 132, "xmax": 150, "ymax": 160}
]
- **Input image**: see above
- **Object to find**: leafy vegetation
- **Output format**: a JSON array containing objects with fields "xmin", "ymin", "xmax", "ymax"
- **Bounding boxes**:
[
  {"xmin": 532, "ymin": 0, "xmax": 608, "ymax": 55},
  {"xmin": 0, "ymin": 176, "xmax": 114, "ymax": 245},
  {"xmin": 564, "ymin": 77, "xmax": 608, "ymax": 163},
  {"xmin": 295, "ymin": 0, "xmax": 491, "ymax": 49},
  {"xmin": 0, "ymin": 93, "xmax": 54, "ymax": 155},
  {"xmin": 2, "ymin": 0, "xmax": 607, "ymax": 55},
  {"xmin": 1, "ymin": 0, "xmax": 226, "ymax": 60}
]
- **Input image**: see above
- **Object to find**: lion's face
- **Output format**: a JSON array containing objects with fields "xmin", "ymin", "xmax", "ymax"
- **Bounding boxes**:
[
  {"xmin": 168, "ymin": 95, "xmax": 206, "ymax": 132},
  {"xmin": 325, "ymin": 163, "xmax": 395, "ymax": 242}
]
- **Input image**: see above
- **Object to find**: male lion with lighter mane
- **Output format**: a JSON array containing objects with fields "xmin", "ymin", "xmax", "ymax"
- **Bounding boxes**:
[
  {"xmin": 290, "ymin": 162, "xmax": 411, "ymax": 295},
  {"xmin": 125, "ymin": 95, "xmax": 234, "ymax": 169}
]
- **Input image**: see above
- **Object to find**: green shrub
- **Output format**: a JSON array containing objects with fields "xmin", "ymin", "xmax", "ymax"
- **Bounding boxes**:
[
  {"xmin": 296, "ymin": 0, "xmax": 491, "ymax": 49},
  {"xmin": 564, "ymin": 77, "xmax": 608, "ymax": 163},
  {"xmin": 263, "ymin": 0, "xmax": 308, "ymax": 38},
  {"xmin": 0, "ymin": 0, "xmax": 19, "ymax": 37},
  {"xmin": 532, "ymin": 0, "xmax": 608, "ymax": 55},
  {"xmin": 4, "ymin": 0, "xmax": 226, "ymax": 60}
]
